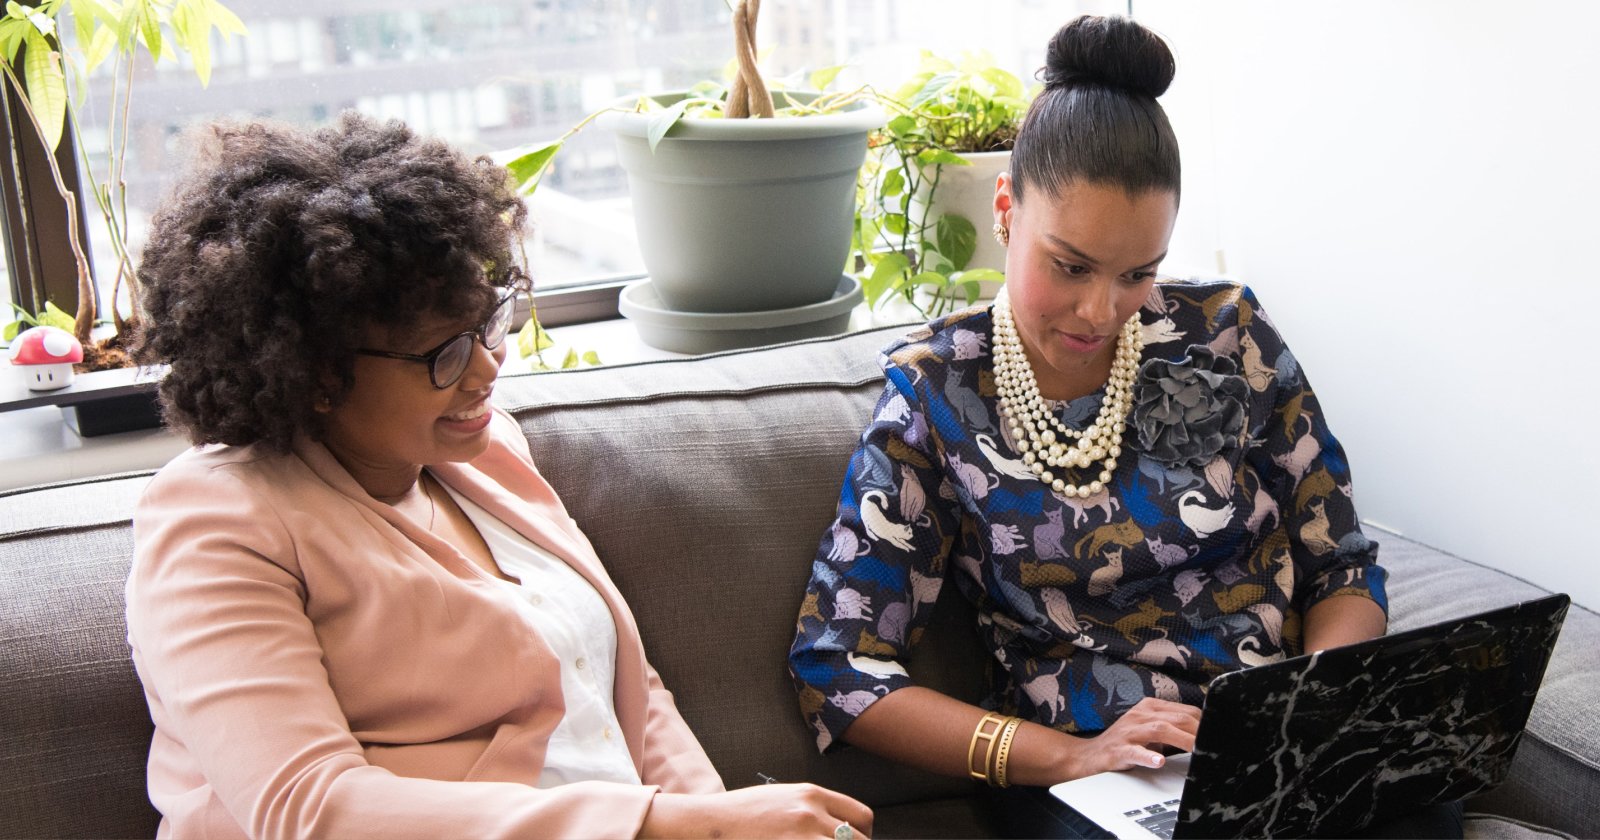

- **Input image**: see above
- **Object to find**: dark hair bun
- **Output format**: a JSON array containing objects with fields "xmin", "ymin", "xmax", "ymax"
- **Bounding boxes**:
[{"xmin": 1042, "ymin": 15, "xmax": 1175, "ymax": 99}]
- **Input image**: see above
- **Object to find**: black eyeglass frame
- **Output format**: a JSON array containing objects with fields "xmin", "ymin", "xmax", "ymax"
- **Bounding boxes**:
[{"xmin": 354, "ymin": 292, "xmax": 517, "ymax": 389}]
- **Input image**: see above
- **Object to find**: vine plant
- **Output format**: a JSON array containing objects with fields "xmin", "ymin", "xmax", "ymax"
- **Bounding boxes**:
[{"xmin": 0, "ymin": 0, "xmax": 245, "ymax": 368}]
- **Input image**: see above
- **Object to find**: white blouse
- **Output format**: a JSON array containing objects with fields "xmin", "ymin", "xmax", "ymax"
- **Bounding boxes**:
[{"xmin": 438, "ymin": 480, "xmax": 641, "ymax": 788}]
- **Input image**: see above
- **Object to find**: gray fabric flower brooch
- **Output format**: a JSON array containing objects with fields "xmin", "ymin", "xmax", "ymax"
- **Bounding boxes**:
[{"xmin": 1131, "ymin": 344, "xmax": 1249, "ymax": 468}]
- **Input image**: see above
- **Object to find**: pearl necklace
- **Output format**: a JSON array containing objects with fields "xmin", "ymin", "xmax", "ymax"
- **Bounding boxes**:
[{"xmin": 991, "ymin": 288, "xmax": 1144, "ymax": 499}]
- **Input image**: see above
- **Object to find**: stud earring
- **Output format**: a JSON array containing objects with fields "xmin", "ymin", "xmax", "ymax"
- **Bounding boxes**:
[{"xmin": 992, "ymin": 223, "xmax": 1009, "ymax": 246}]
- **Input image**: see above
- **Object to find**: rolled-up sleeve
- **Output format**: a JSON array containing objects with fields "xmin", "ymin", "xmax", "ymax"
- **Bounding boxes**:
[
  {"xmin": 1239, "ymin": 287, "xmax": 1388, "ymax": 619},
  {"xmin": 788, "ymin": 367, "xmax": 961, "ymax": 752}
]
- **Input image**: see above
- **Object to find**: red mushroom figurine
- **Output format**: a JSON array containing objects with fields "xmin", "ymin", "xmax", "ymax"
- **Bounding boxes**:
[{"xmin": 8, "ymin": 325, "xmax": 84, "ymax": 390}]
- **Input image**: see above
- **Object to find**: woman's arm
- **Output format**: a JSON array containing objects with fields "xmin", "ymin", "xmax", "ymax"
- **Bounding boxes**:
[
  {"xmin": 1301, "ymin": 593, "xmax": 1386, "ymax": 653},
  {"xmin": 845, "ymin": 687, "xmax": 1200, "ymax": 786}
]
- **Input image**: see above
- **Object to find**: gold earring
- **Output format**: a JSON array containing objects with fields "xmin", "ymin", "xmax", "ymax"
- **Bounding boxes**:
[{"xmin": 993, "ymin": 223, "xmax": 1009, "ymax": 246}]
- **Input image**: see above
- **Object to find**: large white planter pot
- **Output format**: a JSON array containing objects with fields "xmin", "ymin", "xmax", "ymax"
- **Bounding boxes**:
[
  {"xmin": 909, "ymin": 150, "xmax": 1011, "ymax": 298},
  {"xmin": 600, "ymin": 94, "xmax": 883, "ymax": 314}
]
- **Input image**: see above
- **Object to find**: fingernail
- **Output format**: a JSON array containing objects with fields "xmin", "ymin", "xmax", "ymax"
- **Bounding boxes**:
[{"xmin": 1147, "ymin": 754, "xmax": 1164, "ymax": 768}]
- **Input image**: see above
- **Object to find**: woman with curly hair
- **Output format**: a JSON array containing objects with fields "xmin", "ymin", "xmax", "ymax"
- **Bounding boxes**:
[
  {"xmin": 128, "ymin": 112, "xmax": 871, "ymax": 840},
  {"xmin": 789, "ymin": 16, "xmax": 1461, "ymax": 839}
]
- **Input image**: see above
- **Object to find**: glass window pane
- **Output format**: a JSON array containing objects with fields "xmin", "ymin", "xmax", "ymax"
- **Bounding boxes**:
[{"xmin": 59, "ymin": 0, "xmax": 1097, "ymax": 310}]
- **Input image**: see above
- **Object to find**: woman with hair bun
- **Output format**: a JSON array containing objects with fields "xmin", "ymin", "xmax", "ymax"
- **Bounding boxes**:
[
  {"xmin": 790, "ymin": 16, "xmax": 1460, "ymax": 838},
  {"xmin": 128, "ymin": 112, "xmax": 872, "ymax": 840}
]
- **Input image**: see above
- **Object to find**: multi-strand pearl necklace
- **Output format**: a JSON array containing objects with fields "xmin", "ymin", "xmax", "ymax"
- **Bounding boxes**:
[{"xmin": 991, "ymin": 288, "xmax": 1144, "ymax": 498}]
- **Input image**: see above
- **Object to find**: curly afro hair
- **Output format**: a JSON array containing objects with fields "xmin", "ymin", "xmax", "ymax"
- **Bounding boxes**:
[{"xmin": 132, "ymin": 112, "xmax": 529, "ymax": 452}]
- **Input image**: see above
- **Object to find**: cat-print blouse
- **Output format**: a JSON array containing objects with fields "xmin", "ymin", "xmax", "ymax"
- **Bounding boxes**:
[{"xmin": 788, "ymin": 279, "xmax": 1387, "ymax": 751}]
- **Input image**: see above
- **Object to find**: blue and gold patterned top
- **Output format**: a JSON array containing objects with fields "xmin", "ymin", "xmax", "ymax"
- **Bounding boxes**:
[{"xmin": 788, "ymin": 279, "xmax": 1387, "ymax": 751}]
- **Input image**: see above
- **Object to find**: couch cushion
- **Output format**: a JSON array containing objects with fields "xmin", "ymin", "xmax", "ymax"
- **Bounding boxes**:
[
  {"xmin": 498, "ymin": 326, "xmax": 996, "ymax": 824},
  {"xmin": 1382, "ymin": 530, "xmax": 1599, "ymax": 839},
  {"xmin": 0, "ymin": 472, "xmax": 160, "ymax": 840}
]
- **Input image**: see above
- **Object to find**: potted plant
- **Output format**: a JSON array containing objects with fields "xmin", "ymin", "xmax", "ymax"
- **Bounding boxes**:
[
  {"xmin": 502, "ymin": 0, "xmax": 882, "ymax": 354},
  {"xmin": 856, "ymin": 50, "xmax": 1034, "ymax": 319},
  {"xmin": 0, "ymin": 0, "xmax": 246, "ymax": 369}
]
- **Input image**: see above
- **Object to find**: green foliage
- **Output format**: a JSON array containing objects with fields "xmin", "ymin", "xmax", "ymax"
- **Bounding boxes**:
[
  {"xmin": 2, "ymin": 300, "xmax": 75, "ymax": 341},
  {"xmin": 514, "ymin": 308, "xmax": 601, "ymax": 373},
  {"xmin": 851, "ymin": 51, "xmax": 1035, "ymax": 318},
  {"xmin": 0, "ymin": 0, "xmax": 246, "ymax": 337},
  {"xmin": 0, "ymin": 0, "xmax": 245, "ymax": 156}
]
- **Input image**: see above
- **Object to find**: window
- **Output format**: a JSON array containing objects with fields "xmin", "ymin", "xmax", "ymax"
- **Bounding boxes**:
[{"xmin": 10, "ymin": 0, "xmax": 1114, "ymax": 327}]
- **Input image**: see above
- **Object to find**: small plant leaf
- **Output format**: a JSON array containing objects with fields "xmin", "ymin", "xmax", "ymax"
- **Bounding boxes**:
[
  {"xmin": 808, "ymin": 64, "xmax": 844, "ymax": 91},
  {"xmin": 22, "ymin": 30, "xmax": 65, "ymax": 151},
  {"xmin": 560, "ymin": 347, "xmax": 579, "ymax": 369},
  {"xmin": 515, "ymin": 316, "xmax": 554, "ymax": 358},
  {"xmin": 953, "ymin": 268, "xmax": 1005, "ymax": 285},
  {"xmin": 39, "ymin": 300, "xmax": 75, "ymax": 330},
  {"xmin": 581, "ymin": 350, "xmax": 601, "ymax": 366},
  {"xmin": 935, "ymin": 214, "xmax": 977, "ymax": 272},
  {"xmin": 864, "ymin": 252, "xmax": 910, "ymax": 309},
  {"xmin": 884, "ymin": 212, "xmax": 907, "ymax": 237},
  {"xmin": 136, "ymin": 0, "xmax": 161, "ymax": 59},
  {"xmin": 879, "ymin": 167, "xmax": 904, "ymax": 199},
  {"xmin": 501, "ymin": 140, "xmax": 562, "ymax": 196},
  {"xmin": 916, "ymin": 148, "xmax": 967, "ymax": 168},
  {"xmin": 645, "ymin": 98, "xmax": 690, "ymax": 153}
]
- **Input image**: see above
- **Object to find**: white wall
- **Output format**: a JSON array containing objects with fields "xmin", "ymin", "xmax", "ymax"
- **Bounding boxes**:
[{"xmin": 1135, "ymin": 0, "xmax": 1600, "ymax": 607}]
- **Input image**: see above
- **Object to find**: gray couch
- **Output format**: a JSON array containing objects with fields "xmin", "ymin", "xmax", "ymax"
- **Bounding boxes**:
[{"xmin": 2, "ymin": 324, "xmax": 1595, "ymax": 839}]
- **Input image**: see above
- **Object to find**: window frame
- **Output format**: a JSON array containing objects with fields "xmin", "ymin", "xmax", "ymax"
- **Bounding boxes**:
[
  {"xmin": 0, "ymin": 57, "xmax": 97, "ymax": 322},
  {"xmin": 1, "ymin": 87, "xmax": 622, "ymax": 332}
]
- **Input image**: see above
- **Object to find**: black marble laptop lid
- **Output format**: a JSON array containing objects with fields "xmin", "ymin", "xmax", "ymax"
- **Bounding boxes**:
[{"xmin": 1177, "ymin": 593, "xmax": 1569, "ymax": 838}]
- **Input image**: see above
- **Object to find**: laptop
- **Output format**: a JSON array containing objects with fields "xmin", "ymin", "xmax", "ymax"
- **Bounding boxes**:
[{"xmin": 1049, "ymin": 593, "xmax": 1569, "ymax": 839}]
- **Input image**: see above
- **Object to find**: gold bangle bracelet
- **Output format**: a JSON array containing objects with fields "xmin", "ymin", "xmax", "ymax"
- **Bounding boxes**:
[
  {"xmin": 993, "ymin": 716, "xmax": 1023, "ymax": 788},
  {"xmin": 967, "ymin": 713, "xmax": 1007, "ymax": 784}
]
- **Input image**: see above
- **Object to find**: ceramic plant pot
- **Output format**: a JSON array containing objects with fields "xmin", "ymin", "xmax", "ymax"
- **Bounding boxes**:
[
  {"xmin": 909, "ymin": 149, "xmax": 1012, "ymax": 299},
  {"xmin": 600, "ymin": 93, "xmax": 883, "ymax": 314}
]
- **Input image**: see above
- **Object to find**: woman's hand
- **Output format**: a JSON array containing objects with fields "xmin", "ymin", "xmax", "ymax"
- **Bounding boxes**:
[
  {"xmin": 640, "ymin": 783, "xmax": 873, "ymax": 839},
  {"xmin": 1065, "ymin": 697, "xmax": 1201, "ymax": 779}
]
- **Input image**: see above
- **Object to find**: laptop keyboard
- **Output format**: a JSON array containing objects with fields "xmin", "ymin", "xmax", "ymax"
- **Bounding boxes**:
[{"xmin": 1123, "ymin": 799, "xmax": 1182, "ymax": 839}]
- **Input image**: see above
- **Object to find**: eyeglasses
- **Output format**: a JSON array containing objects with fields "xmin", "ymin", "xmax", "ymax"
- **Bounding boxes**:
[{"xmin": 355, "ymin": 292, "xmax": 516, "ymax": 389}]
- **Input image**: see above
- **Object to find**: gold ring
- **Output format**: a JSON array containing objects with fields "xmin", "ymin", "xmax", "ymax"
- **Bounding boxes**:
[{"xmin": 834, "ymin": 821, "xmax": 854, "ymax": 840}]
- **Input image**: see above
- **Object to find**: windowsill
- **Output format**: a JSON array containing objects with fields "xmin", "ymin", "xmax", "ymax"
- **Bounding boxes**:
[{"xmin": 0, "ymin": 299, "xmax": 935, "ymax": 493}]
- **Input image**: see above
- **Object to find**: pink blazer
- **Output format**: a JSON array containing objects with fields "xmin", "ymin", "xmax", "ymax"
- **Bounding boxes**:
[{"xmin": 126, "ymin": 409, "xmax": 724, "ymax": 840}]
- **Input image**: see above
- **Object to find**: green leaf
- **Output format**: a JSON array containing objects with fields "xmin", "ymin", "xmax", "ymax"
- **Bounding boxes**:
[
  {"xmin": 136, "ymin": 0, "xmax": 160, "ymax": 58},
  {"xmin": 39, "ymin": 300, "xmax": 74, "ymax": 330},
  {"xmin": 935, "ymin": 214, "xmax": 977, "ymax": 271},
  {"xmin": 0, "ymin": 19, "xmax": 26, "ymax": 64},
  {"xmin": 952, "ymin": 267, "xmax": 1005, "ymax": 285},
  {"xmin": 560, "ymin": 347, "xmax": 579, "ymax": 369},
  {"xmin": 883, "ymin": 212, "xmax": 907, "ymax": 237},
  {"xmin": 644, "ymin": 98, "xmax": 689, "ymax": 153},
  {"xmin": 916, "ymin": 148, "xmax": 967, "ymax": 168},
  {"xmin": 5, "ymin": 3, "xmax": 25, "ymax": 20},
  {"xmin": 907, "ymin": 271, "xmax": 947, "ymax": 288},
  {"xmin": 864, "ymin": 252, "xmax": 910, "ymax": 309},
  {"xmin": 515, "ymin": 316, "xmax": 554, "ymax": 358},
  {"xmin": 878, "ymin": 167, "xmax": 904, "ymax": 199},
  {"xmin": 581, "ymin": 350, "xmax": 601, "ymax": 366},
  {"xmin": 885, "ymin": 114, "xmax": 918, "ymax": 138},
  {"xmin": 202, "ymin": 0, "xmax": 248, "ymax": 37},
  {"xmin": 83, "ymin": 24, "xmax": 113, "ymax": 72},
  {"xmin": 2, "ymin": 319, "xmax": 19, "ymax": 341},
  {"xmin": 501, "ymin": 140, "xmax": 561, "ymax": 196},
  {"xmin": 171, "ymin": 0, "xmax": 207, "ymax": 82},
  {"xmin": 22, "ymin": 29, "xmax": 65, "ymax": 151},
  {"xmin": 959, "ymin": 280, "xmax": 981, "ymax": 305},
  {"xmin": 980, "ymin": 66, "xmax": 1024, "ymax": 99},
  {"xmin": 72, "ymin": 0, "xmax": 99, "ymax": 58},
  {"xmin": 808, "ymin": 64, "xmax": 844, "ymax": 91}
]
